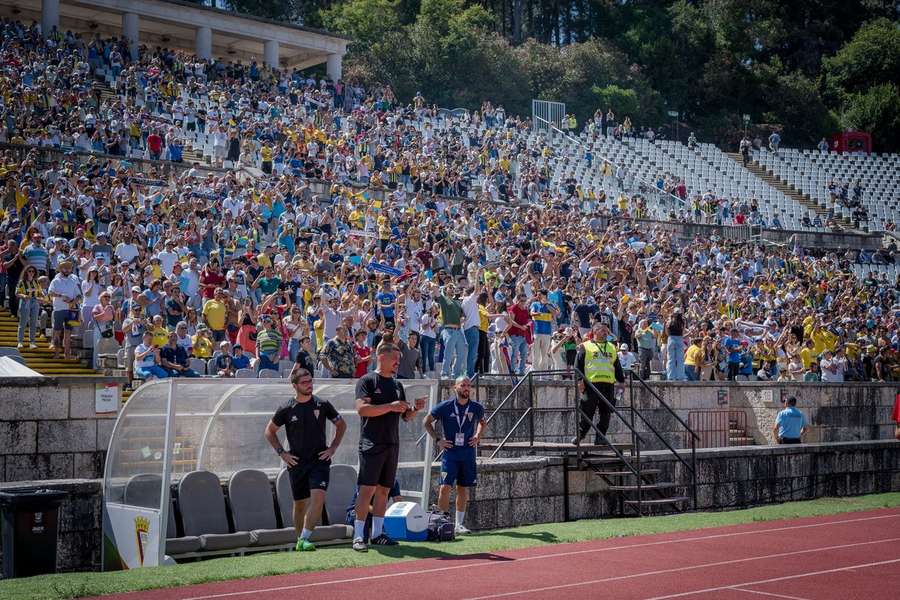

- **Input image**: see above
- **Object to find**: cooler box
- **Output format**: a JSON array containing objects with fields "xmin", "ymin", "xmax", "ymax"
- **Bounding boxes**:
[{"xmin": 383, "ymin": 501, "xmax": 428, "ymax": 541}]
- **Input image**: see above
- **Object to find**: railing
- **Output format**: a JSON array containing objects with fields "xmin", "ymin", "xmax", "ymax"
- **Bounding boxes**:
[
  {"xmin": 532, "ymin": 115, "xmax": 688, "ymax": 218},
  {"xmin": 481, "ymin": 368, "xmax": 699, "ymax": 515},
  {"xmin": 483, "ymin": 369, "xmax": 650, "ymax": 513},
  {"xmin": 628, "ymin": 371, "xmax": 699, "ymax": 509},
  {"xmin": 688, "ymin": 409, "xmax": 749, "ymax": 448}
]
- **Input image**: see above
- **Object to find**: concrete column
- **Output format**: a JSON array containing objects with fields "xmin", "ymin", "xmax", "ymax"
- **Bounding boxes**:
[
  {"xmin": 326, "ymin": 52, "xmax": 344, "ymax": 82},
  {"xmin": 195, "ymin": 26, "xmax": 212, "ymax": 60},
  {"xmin": 263, "ymin": 40, "xmax": 279, "ymax": 69},
  {"xmin": 41, "ymin": 0, "xmax": 60, "ymax": 38},
  {"xmin": 122, "ymin": 12, "xmax": 139, "ymax": 60}
]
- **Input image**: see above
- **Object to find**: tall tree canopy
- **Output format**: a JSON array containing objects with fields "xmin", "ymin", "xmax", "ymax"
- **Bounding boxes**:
[{"xmin": 230, "ymin": 0, "xmax": 900, "ymax": 150}]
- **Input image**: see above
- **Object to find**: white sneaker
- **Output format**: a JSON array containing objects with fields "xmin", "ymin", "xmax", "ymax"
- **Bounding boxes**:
[
  {"xmin": 455, "ymin": 524, "xmax": 471, "ymax": 535},
  {"xmin": 16, "ymin": 343, "xmax": 23, "ymax": 349},
  {"xmin": 29, "ymin": 343, "xmax": 38, "ymax": 349}
]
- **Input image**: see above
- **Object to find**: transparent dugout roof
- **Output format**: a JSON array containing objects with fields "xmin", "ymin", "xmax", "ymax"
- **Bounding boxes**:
[{"xmin": 104, "ymin": 378, "xmax": 439, "ymax": 507}]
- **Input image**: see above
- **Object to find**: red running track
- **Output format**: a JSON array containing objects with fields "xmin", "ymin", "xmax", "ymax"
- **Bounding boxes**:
[{"xmin": 94, "ymin": 507, "xmax": 900, "ymax": 600}]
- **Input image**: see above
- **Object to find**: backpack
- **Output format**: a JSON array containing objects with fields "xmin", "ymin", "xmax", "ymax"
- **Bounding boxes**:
[{"xmin": 426, "ymin": 510, "xmax": 455, "ymax": 542}]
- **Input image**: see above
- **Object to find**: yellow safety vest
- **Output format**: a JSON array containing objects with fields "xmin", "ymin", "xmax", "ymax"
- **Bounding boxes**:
[{"xmin": 584, "ymin": 341, "xmax": 617, "ymax": 383}]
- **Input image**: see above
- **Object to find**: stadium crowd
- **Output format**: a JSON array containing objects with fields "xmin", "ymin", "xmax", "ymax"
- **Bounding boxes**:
[{"xmin": 0, "ymin": 19, "xmax": 898, "ymax": 386}]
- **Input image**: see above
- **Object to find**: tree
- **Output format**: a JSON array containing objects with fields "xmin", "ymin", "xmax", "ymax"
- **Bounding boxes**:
[
  {"xmin": 842, "ymin": 84, "xmax": 900, "ymax": 151},
  {"xmin": 227, "ymin": 1, "xmax": 297, "ymax": 21},
  {"xmin": 823, "ymin": 17, "xmax": 900, "ymax": 98},
  {"xmin": 321, "ymin": 0, "xmax": 402, "ymax": 53}
]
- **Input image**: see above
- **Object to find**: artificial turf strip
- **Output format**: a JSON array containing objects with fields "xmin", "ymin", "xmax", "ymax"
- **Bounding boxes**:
[{"xmin": 2, "ymin": 493, "xmax": 900, "ymax": 600}]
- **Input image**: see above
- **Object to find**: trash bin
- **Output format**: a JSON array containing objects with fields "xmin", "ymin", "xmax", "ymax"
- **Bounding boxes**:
[{"xmin": 0, "ymin": 488, "xmax": 68, "ymax": 578}]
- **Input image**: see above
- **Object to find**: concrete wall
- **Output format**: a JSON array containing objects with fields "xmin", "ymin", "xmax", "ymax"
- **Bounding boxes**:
[
  {"xmin": 462, "ymin": 380, "xmax": 900, "ymax": 452},
  {"xmin": 0, "ymin": 378, "xmax": 893, "ymax": 483},
  {"xmin": 2, "ymin": 440, "xmax": 896, "ymax": 573},
  {"xmin": 0, "ymin": 377, "xmax": 126, "ymax": 483},
  {"xmin": 0, "ymin": 479, "xmax": 102, "ymax": 573}
]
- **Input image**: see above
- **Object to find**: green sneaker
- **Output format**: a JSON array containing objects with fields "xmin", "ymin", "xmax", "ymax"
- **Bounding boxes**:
[{"xmin": 295, "ymin": 538, "xmax": 316, "ymax": 552}]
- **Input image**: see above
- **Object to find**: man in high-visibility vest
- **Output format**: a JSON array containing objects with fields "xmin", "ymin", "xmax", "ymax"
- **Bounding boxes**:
[{"xmin": 573, "ymin": 321, "xmax": 625, "ymax": 445}]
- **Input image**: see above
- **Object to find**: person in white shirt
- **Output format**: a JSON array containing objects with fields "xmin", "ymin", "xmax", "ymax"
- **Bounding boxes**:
[
  {"xmin": 618, "ymin": 343, "xmax": 637, "ymax": 372},
  {"xmin": 404, "ymin": 287, "xmax": 425, "ymax": 334},
  {"xmin": 461, "ymin": 276, "xmax": 483, "ymax": 378},
  {"xmin": 819, "ymin": 349, "xmax": 845, "ymax": 382},
  {"xmin": 48, "ymin": 260, "xmax": 82, "ymax": 360},
  {"xmin": 156, "ymin": 240, "xmax": 179, "ymax": 276},
  {"xmin": 114, "ymin": 236, "xmax": 140, "ymax": 265}
]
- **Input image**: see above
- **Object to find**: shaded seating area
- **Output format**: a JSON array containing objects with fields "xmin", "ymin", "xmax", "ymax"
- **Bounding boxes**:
[
  {"xmin": 102, "ymin": 379, "xmax": 436, "ymax": 569},
  {"xmin": 122, "ymin": 466, "xmax": 356, "ymax": 561}
]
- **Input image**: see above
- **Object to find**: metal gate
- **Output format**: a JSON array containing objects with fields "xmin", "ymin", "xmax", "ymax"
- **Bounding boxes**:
[
  {"xmin": 532, "ymin": 99, "xmax": 566, "ymax": 131},
  {"xmin": 687, "ymin": 410, "xmax": 749, "ymax": 448}
]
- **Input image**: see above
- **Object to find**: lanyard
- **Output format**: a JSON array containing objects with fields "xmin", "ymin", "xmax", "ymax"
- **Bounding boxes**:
[{"xmin": 453, "ymin": 401, "xmax": 469, "ymax": 430}]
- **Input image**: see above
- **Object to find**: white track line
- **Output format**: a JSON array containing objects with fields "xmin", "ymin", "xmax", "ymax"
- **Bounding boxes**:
[
  {"xmin": 732, "ymin": 588, "xmax": 813, "ymax": 600},
  {"xmin": 181, "ymin": 512, "xmax": 900, "ymax": 600},
  {"xmin": 643, "ymin": 557, "xmax": 900, "ymax": 600},
  {"xmin": 460, "ymin": 537, "xmax": 900, "ymax": 600}
]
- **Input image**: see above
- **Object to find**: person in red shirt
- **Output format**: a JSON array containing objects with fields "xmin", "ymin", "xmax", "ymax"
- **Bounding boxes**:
[
  {"xmin": 893, "ymin": 393, "xmax": 900, "ymax": 440},
  {"xmin": 146, "ymin": 130, "xmax": 163, "ymax": 160},
  {"xmin": 354, "ymin": 330, "xmax": 372, "ymax": 377},
  {"xmin": 507, "ymin": 294, "xmax": 532, "ymax": 375},
  {"xmin": 199, "ymin": 258, "xmax": 225, "ymax": 300}
]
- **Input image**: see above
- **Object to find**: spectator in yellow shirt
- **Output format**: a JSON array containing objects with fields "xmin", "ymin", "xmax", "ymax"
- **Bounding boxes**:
[
  {"xmin": 150, "ymin": 315, "xmax": 169, "ymax": 348},
  {"xmin": 684, "ymin": 338, "xmax": 704, "ymax": 381},
  {"xmin": 202, "ymin": 288, "xmax": 228, "ymax": 342},
  {"xmin": 192, "ymin": 325, "xmax": 214, "ymax": 359}
]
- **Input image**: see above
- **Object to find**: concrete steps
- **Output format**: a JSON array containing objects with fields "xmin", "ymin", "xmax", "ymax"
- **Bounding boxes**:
[
  {"xmin": 0, "ymin": 308, "xmax": 100, "ymax": 376},
  {"xmin": 724, "ymin": 152, "xmax": 854, "ymax": 229}
]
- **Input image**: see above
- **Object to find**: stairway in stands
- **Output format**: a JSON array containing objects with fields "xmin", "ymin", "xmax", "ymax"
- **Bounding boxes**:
[
  {"xmin": 0, "ymin": 308, "xmax": 99, "ymax": 376},
  {"xmin": 725, "ymin": 152, "xmax": 854, "ymax": 229}
]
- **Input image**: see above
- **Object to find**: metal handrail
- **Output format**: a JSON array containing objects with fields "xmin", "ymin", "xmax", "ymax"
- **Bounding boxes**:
[
  {"xmin": 629, "ymin": 371, "xmax": 700, "ymax": 441},
  {"xmin": 577, "ymin": 369, "xmax": 694, "ymax": 476},
  {"xmin": 627, "ymin": 370, "xmax": 699, "ymax": 509},
  {"xmin": 483, "ymin": 370, "xmax": 536, "ymax": 426},
  {"xmin": 532, "ymin": 115, "xmax": 687, "ymax": 210}
]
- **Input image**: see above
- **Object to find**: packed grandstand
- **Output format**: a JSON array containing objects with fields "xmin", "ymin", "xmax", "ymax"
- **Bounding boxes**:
[{"xmin": 0, "ymin": 18, "xmax": 898, "ymax": 387}]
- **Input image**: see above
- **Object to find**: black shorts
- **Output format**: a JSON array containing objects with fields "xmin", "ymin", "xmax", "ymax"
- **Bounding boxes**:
[
  {"xmin": 288, "ymin": 459, "xmax": 331, "ymax": 501},
  {"xmin": 358, "ymin": 444, "xmax": 399, "ymax": 488}
]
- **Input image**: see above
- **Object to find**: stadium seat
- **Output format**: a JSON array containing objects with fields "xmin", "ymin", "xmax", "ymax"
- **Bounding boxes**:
[
  {"xmin": 324, "ymin": 464, "xmax": 359, "ymax": 526},
  {"xmin": 188, "ymin": 358, "xmax": 206, "ymax": 374},
  {"xmin": 227, "ymin": 469, "xmax": 296, "ymax": 546},
  {"xmin": 123, "ymin": 474, "xmax": 202, "ymax": 556},
  {"xmin": 165, "ymin": 496, "xmax": 203, "ymax": 556},
  {"xmin": 234, "ymin": 368, "xmax": 255, "ymax": 378},
  {"xmin": 178, "ymin": 470, "xmax": 253, "ymax": 551},
  {"xmin": 275, "ymin": 467, "xmax": 353, "ymax": 543},
  {"xmin": 258, "ymin": 369, "xmax": 280, "ymax": 378}
]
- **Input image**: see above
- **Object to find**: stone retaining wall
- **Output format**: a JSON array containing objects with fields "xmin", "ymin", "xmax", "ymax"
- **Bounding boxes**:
[
  {"xmin": 0, "ymin": 377, "xmax": 126, "ymax": 483},
  {"xmin": 3, "ymin": 440, "xmax": 895, "ymax": 574},
  {"xmin": 462, "ymin": 380, "xmax": 899, "ymax": 451},
  {"xmin": 1, "ymin": 378, "xmax": 894, "ymax": 483}
]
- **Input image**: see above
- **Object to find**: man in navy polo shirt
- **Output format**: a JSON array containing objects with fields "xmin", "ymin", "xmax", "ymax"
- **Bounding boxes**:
[{"xmin": 423, "ymin": 376, "xmax": 486, "ymax": 534}]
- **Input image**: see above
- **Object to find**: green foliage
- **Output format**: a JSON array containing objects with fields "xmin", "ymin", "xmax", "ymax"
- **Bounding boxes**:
[
  {"xmin": 227, "ymin": 0, "xmax": 298, "ymax": 21},
  {"xmin": 592, "ymin": 85, "xmax": 639, "ymax": 117},
  {"xmin": 842, "ymin": 83, "xmax": 900, "ymax": 150},
  {"xmin": 244, "ymin": 1, "xmax": 900, "ymax": 150},
  {"xmin": 321, "ymin": 0, "xmax": 401, "ymax": 52},
  {"xmin": 824, "ymin": 18, "xmax": 900, "ymax": 96}
]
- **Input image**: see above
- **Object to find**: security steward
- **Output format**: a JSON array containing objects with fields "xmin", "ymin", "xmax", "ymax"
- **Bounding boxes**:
[
  {"xmin": 352, "ymin": 342, "xmax": 427, "ymax": 552},
  {"xmin": 265, "ymin": 368, "xmax": 346, "ymax": 552},
  {"xmin": 573, "ymin": 321, "xmax": 626, "ymax": 445}
]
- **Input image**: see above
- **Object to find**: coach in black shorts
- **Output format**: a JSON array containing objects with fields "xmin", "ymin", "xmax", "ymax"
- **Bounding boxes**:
[
  {"xmin": 352, "ymin": 342, "xmax": 426, "ymax": 552},
  {"xmin": 265, "ymin": 368, "xmax": 346, "ymax": 552}
]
